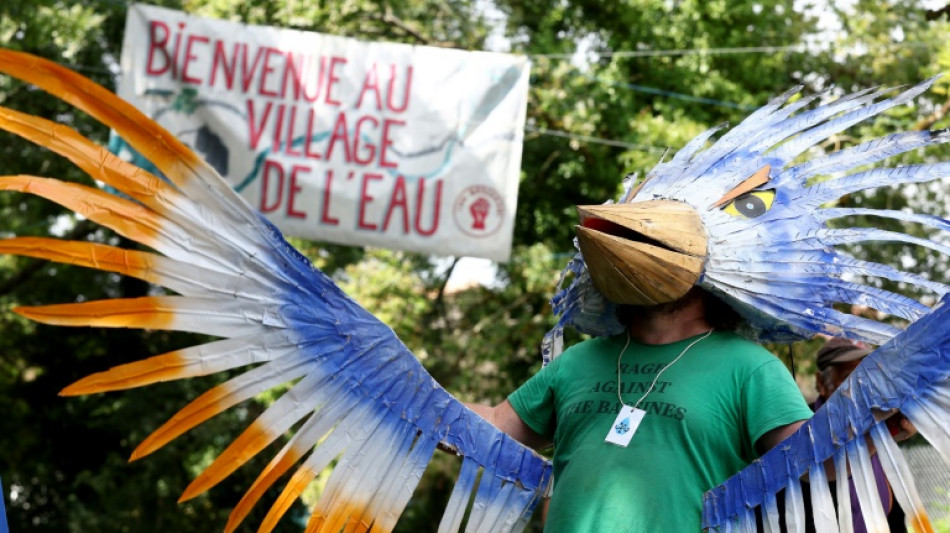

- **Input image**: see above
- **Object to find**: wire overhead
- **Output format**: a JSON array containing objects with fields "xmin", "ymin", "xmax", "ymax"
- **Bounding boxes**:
[
  {"xmin": 524, "ymin": 125, "xmax": 668, "ymax": 153},
  {"xmin": 531, "ymin": 44, "xmax": 810, "ymax": 59}
]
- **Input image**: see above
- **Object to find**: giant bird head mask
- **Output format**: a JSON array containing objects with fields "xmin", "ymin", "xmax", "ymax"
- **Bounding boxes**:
[{"xmin": 545, "ymin": 78, "xmax": 950, "ymax": 362}]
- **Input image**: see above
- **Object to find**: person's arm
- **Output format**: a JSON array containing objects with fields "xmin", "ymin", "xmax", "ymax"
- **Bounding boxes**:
[
  {"xmin": 469, "ymin": 400, "xmax": 554, "ymax": 527},
  {"xmin": 887, "ymin": 415, "xmax": 917, "ymax": 442},
  {"xmin": 756, "ymin": 419, "xmax": 842, "ymax": 481},
  {"xmin": 755, "ymin": 419, "xmax": 807, "ymax": 455},
  {"xmin": 466, "ymin": 400, "xmax": 552, "ymax": 450}
]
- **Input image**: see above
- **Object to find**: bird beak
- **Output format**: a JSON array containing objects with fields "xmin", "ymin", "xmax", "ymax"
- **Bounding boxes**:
[{"xmin": 575, "ymin": 200, "xmax": 707, "ymax": 306}]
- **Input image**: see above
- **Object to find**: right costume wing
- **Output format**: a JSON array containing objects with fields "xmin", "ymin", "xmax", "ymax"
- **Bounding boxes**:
[
  {"xmin": 0, "ymin": 48, "xmax": 551, "ymax": 533},
  {"xmin": 703, "ymin": 295, "xmax": 950, "ymax": 533}
]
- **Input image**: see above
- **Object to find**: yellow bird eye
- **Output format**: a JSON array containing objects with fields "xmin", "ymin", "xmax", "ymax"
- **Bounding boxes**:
[{"xmin": 723, "ymin": 190, "xmax": 776, "ymax": 218}]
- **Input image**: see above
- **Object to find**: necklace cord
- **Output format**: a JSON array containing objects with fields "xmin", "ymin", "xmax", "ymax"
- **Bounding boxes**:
[{"xmin": 616, "ymin": 329, "xmax": 715, "ymax": 409}]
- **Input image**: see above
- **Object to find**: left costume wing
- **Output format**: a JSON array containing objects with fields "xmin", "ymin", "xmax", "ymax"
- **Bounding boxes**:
[
  {"xmin": 0, "ymin": 48, "xmax": 551, "ymax": 533},
  {"xmin": 702, "ymin": 296, "xmax": 950, "ymax": 533}
]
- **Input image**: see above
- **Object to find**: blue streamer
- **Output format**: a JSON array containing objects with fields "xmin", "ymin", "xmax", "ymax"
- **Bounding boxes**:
[{"xmin": 0, "ymin": 478, "xmax": 8, "ymax": 533}]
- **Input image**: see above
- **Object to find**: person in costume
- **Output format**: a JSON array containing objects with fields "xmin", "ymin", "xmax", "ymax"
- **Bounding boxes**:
[
  {"xmin": 470, "ymin": 287, "xmax": 814, "ymax": 531},
  {"xmin": 469, "ymin": 78, "xmax": 939, "ymax": 531}
]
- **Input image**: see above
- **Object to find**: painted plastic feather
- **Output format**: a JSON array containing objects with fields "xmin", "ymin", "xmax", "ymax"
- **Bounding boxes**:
[
  {"xmin": 6, "ymin": 45, "xmax": 950, "ymax": 533},
  {"xmin": 703, "ymin": 295, "xmax": 950, "ymax": 533},
  {"xmin": 0, "ymin": 49, "xmax": 551, "ymax": 532}
]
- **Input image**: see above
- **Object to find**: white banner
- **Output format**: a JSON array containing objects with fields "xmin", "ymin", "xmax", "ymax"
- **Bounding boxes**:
[{"xmin": 116, "ymin": 4, "xmax": 530, "ymax": 261}]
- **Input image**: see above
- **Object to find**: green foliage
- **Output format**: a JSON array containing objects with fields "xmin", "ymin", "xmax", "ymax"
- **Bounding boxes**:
[
  {"xmin": 2, "ymin": 0, "xmax": 950, "ymax": 531},
  {"xmin": 503, "ymin": 0, "xmax": 827, "ymax": 247}
]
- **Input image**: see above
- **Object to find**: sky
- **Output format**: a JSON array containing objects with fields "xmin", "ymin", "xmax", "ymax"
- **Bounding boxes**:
[{"xmin": 444, "ymin": 256, "xmax": 499, "ymax": 292}]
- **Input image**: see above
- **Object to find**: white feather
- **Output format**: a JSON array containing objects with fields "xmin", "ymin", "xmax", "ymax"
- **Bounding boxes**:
[
  {"xmin": 845, "ymin": 439, "xmax": 890, "ymax": 532},
  {"xmin": 835, "ymin": 449, "xmax": 855, "ymax": 533},
  {"xmin": 437, "ymin": 459, "xmax": 479, "ymax": 533},
  {"xmin": 903, "ymin": 394, "xmax": 950, "ymax": 467},
  {"xmin": 808, "ymin": 462, "xmax": 839, "ymax": 533},
  {"xmin": 784, "ymin": 475, "xmax": 806, "ymax": 533},
  {"xmin": 869, "ymin": 422, "xmax": 934, "ymax": 532},
  {"xmin": 762, "ymin": 491, "xmax": 781, "ymax": 533}
]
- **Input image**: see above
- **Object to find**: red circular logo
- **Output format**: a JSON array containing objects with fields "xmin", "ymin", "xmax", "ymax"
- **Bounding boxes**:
[{"xmin": 453, "ymin": 185, "xmax": 506, "ymax": 238}]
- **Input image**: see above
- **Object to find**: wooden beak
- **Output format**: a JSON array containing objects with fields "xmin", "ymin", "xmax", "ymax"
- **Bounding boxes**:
[{"xmin": 575, "ymin": 200, "xmax": 707, "ymax": 306}]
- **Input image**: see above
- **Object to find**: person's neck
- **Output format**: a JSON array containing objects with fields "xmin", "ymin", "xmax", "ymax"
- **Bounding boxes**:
[{"xmin": 627, "ymin": 297, "xmax": 714, "ymax": 345}]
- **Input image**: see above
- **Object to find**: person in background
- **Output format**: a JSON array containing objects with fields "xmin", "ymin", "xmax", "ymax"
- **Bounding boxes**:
[{"xmin": 813, "ymin": 337, "xmax": 907, "ymax": 533}]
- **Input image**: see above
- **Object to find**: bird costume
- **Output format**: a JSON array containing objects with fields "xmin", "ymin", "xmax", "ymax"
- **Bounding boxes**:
[{"xmin": 1, "ymin": 47, "xmax": 949, "ymax": 532}]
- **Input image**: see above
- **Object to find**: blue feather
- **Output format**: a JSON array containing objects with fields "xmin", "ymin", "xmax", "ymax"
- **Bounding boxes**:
[
  {"xmin": 0, "ymin": 478, "xmax": 7, "ymax": 533},
  {"xmin": 803, "ymin": 162, "xmax": 950, "ymax": 207},
  {"xmin": 816, "ymin": 207, "xmax": 950, "ymax": 236},
  {"xmin": 814, "ymin": 227, "xmax": 950, "ymax": 256},
  {"xmin": 715, "ymin": 271, "xmax": 929, "ymax": 320},
  {"xmin": 782, "ymin": 130, "xmax": 948, "ymax": 186},
  {"xmin": 744, "ymin": 86, "xmax": 889, "ymax": 161},
  {"xmin": 439, "ymin": 458, "xmax": 481, "ymax": 533},
  {"xmin": 769, "ymin": 79, "xmax": 938, "ymax": 166}
]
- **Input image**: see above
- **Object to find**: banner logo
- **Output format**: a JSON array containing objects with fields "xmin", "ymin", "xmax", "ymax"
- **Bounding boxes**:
[{"xmin": 453, "ymin": 185, "xmax": 505, "ymax": 238}]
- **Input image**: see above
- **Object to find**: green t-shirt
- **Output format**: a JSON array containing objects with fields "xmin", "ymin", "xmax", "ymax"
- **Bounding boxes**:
[{"xmin": 508, "ymin": 331, "xmax": 812, "ymax": 533}]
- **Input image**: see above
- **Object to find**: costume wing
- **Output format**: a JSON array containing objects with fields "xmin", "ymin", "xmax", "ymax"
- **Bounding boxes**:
[
  {"xmin": 703, "ymin": 296, "xmax": 950, "ymax": 533},
  {"xmin": 0, "ymin": 48, "xmax": 551, "ymax": 533}
]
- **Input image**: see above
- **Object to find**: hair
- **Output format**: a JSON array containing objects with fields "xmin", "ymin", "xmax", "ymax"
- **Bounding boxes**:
[
  {"xmin": 614, "ymin": 287, "xmax": 744, "ymax": 332},
  {"xmin": 816, "ymin": 367, "xmax": 837, "ymax": 396}
]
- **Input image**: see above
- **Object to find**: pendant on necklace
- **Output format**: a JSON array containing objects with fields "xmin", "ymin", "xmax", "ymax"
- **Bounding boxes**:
[{"xmin": 605, "ymin": 405, "xmax": 646, "ymax": 447}]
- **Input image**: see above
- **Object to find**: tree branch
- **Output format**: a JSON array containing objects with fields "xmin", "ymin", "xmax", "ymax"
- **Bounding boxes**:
[
  {"xmin": 434, "ymin": 256, "xmax": 460, "ymax": 307},
  {"xmin": 372, "ymin": 6, "xmax": 457, "ymax": 48},
  {"xmin": 915, "ymin": 97, "xmax": 950, "ymax": 131},
  {"xmin": 925, "ymin": 4, "xmax": 950, "ymax": 20}
]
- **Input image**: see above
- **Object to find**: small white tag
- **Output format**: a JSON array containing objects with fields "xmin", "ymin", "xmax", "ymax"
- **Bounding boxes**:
[{"xmin": 604, "ymin": 405, "xmax": 646, "ymax": 447}]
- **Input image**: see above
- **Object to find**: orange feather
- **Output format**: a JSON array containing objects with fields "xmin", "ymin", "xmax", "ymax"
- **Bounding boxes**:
[
  {"xmin": 61, "ymin": 350, "xmax": 189, "ymax": 396},
  {"xmin": 0, "ymin": 175, "xmax": 163, "ymax": 248},
  {"xmin": 132, "ymin": 382, "xmax": 237, "ymax": 462},
  {"xmin": 14, "ymin": 296, "xmax": 177, "ymax": 329},
  {"xmin": 309, "ymin": 500, "xmax": 370, "ymax": 533},
  {"xmin": 0, "ymin": 237, "xmax": 159, "ymax": 282},
  {"xmin": 0, "ymin": 49, "xmax": 206, "ymax": 190},
  {"xmin": 258, "ymin": 467, "xmax": 319, "ymax": 533},
  {"xmin": 180, "ymin": 418, "xmax": 279, "ymax": 502},
  {"xmin": 0, "ymin": 105, "xmax": 178, "ymax": 209},
  {"xmin": 225, "ymin": 446, "xmax": 307, "ymax": 533}
]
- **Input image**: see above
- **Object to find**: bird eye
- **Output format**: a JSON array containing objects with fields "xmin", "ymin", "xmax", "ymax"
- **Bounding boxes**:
[{"xmin": 723, "ymin": 190, "xmax": 775, "ymax": 218}]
